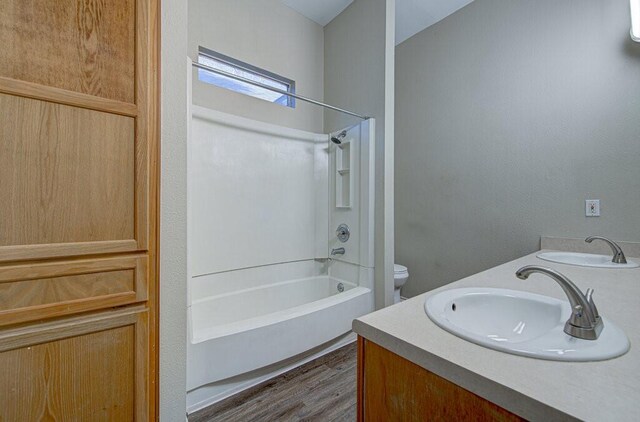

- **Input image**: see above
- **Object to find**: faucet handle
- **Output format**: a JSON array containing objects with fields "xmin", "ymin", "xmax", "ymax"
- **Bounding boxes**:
[{"xmin": 585, "ymin": 288, "xmax": 600, "ymax": 320}]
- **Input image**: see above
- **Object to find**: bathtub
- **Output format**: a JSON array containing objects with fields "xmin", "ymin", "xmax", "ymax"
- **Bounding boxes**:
[{"xmin": 186, "ymin": 269, "xmax": 373, "ymax": 399}]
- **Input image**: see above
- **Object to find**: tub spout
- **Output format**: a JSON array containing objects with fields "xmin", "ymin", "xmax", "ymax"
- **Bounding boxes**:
[{"xmin": 331, "ymin": 248, "xmax": 345, "ymax": 256}]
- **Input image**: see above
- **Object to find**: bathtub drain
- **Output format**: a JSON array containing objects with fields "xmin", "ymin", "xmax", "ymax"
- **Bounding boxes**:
[{"xmin": 337, "ymin": 283, "xmax": 345, "ymax": 293}]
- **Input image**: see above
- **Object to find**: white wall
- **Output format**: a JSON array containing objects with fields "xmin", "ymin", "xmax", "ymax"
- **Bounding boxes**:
[
  {"xmin": 395, "ymin": 0, "xmax": 640, "ymax": 297},
  {"xmin": 160, "ymin": 0, "xmax": 188, "ymax": 420},
  {"xmin": 188, "ymin": 0, "xmax": 324, "ymax": 133},
  {"xmin": 324, "ymin": 0, "xmax": 396, "ymax": 309}
]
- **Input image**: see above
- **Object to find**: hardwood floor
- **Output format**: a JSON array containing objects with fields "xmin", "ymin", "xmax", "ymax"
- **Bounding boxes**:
[{"xmin": 189, "ymin": 342, "xmax": 357, "ymax": 422}]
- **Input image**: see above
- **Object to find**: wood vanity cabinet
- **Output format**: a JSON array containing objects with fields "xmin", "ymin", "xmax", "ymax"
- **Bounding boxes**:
[
  {"xmin": 0, "ymin": 0, "xmax": 159, "ymax": 420},
  {"xmin": 357, "ymin": 337, "xmax": 524, "ymax": 421}
]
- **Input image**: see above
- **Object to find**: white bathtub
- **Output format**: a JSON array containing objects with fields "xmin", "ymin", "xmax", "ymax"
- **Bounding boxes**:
[{"xmin": 186, "ymin": 272, "xmax": 373, "ymax": 396}]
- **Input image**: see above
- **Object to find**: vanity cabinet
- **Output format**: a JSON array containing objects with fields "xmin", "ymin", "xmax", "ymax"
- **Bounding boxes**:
[
  {"xmin": 357, "ymin": 337, "xmax": 523, "ymax": 421},
  {"xmin": 0, "ymin": 0, "xmax": 159, "ymax": 419}
]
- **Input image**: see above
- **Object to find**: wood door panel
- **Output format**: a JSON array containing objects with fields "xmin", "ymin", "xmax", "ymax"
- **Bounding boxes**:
[
  {"xmin": 0, "ymin": 93, "xmax": 136, "ymax": 260},
  {"xmin": 0, "ymin": 0, "xmax": 158, "ymax": 418},
  {"xmin": 0, "ymin": 0, "xmax": 136, "ymax": 103},
  {"xmin": 0, "ymin": 308, "xmax": 148, "ymax": 421},
  {"xmin": 0, "ymin": 325, "xmax": 135, "ymax": 421},
  {"xmin": 0, "ymin": 255, "xmax": 147, "ymax": 326},
  {"xmin": 0, "ymin": 269, "xmax": 133, "ymax": 309},
  {"xmin": 361, "ymin": 340, "xmax": 523, "ymax": 421}
]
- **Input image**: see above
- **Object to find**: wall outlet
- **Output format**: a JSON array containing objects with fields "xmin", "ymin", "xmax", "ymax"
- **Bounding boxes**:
[{"xmin": 585, "ymin": 199, "xmax": 600, "ymax": 217}]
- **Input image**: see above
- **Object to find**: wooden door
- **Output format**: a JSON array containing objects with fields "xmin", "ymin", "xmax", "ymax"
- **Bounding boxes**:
[{"xmin": 0, "ymin": 0, "xmax": 158, "ymax": 420}]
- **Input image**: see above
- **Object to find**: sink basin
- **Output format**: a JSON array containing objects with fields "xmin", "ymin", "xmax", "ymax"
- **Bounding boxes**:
[
  {"xmin": 425, "ymin": 288, "xmax": 630, "ymax": 361},
  {"xmin": 537, "ymin": 252, "xmax": 638, "ymax": 268}
]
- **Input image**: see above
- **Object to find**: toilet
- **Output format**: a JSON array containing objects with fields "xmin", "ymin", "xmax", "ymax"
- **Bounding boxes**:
[{"xmin": 393, "ymin": 264, "xmax": 409, "ymax": 303}]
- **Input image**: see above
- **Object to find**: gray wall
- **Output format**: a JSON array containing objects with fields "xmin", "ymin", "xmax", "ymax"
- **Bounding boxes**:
[
  {"xmin": 160, "ymin": 0, "xmax": 188, "ymax": 419},
  {"xmin": 325, "ymin": 0, "xmax": 396, "ymax": 308},
  {"xmin": 395, "ymin": 0, "xmax": 640, "ymax": 297},
  {"xmin": 189, "ymin": 0, "xmax": 324, "ymax": 133}
]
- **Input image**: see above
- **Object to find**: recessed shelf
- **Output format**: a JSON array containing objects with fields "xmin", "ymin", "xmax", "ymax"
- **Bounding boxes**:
[{"xmin": 336, "ymin": 140, "xmax": 352, "ymax": 208}]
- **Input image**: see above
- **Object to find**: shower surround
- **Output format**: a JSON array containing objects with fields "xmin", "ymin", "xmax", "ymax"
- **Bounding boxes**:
[{"xmin": 186, "ymin": 107, "xmax": 375, "ymax": 412}]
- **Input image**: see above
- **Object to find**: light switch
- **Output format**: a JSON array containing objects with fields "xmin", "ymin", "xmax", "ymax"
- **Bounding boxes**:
[{"xmin": 585, "ymin": 199, "xmax": 600, "ymax": 217}]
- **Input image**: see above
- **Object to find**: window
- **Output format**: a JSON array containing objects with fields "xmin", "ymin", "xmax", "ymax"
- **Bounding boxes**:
[{"xmin": 197, "ymin": 47, "xmax": 296, "ymax": 107}]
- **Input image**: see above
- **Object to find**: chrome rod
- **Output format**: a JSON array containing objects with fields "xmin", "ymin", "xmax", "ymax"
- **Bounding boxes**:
[{"xmin": 191, "ymin": 61, "xmax": 369, "ymax": 120}]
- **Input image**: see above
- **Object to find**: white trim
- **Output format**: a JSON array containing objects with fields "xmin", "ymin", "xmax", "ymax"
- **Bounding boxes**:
[
  {"xmin": 192, "ymin": 105, "xmax": 326, "ymax": 141},
  {"xmin": 631, "ymin": 0, "xmax": 640, "ymax": 42}
]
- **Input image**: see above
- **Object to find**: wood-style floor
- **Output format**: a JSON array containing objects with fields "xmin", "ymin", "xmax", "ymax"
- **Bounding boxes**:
[{"xmin": 189, "ymin": 342, "xmax": 357, "ymax": 422}]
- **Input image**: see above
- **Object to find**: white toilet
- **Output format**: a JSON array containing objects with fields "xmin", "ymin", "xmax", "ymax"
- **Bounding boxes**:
[{"xmin": 393, "ymin": 264, "xmax": 409, "ymax": 303}]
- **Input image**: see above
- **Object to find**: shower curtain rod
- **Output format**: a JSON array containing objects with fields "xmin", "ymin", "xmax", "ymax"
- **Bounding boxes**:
[{"xmin": 191, "ymin": 61, "xmax": 370, "ymax": 120}]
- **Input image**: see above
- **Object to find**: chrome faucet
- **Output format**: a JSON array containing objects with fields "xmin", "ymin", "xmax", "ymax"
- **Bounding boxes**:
[
  {"xmin": 585, "ymin": 236, "xmax": 627, "ymax": 264},
  {"xmin": 331, "ymin": 247, "xmax": 345, "ymax": 256},
  {"xmin": 515, "ymin": 266, "xmax": 603, "ymax": 340}
]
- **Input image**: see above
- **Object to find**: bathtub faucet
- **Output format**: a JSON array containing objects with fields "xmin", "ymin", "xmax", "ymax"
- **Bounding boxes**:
[{"xmin": 331, "ymin": 248, "xmax": 345, "ymax": 256}]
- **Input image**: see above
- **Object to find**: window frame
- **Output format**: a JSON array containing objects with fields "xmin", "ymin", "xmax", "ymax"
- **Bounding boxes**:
[{"xmin": 197, "ymin": 46, "xmax": 296, "ymax": 108}]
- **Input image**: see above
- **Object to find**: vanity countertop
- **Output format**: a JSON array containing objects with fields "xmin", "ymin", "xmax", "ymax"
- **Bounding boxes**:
[{"xmin": 353, "ymin": 251, "xmax": 640, "ymax": 421}]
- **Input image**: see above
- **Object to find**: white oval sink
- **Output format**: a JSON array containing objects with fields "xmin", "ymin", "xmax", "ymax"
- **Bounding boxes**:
[
  {"xmin": 425, "ymin": 288, "xmax": 630, "ymax": 361},
  {"xmin": 537, "ymin": 252, "xmax": 638, "ymax": 269}
]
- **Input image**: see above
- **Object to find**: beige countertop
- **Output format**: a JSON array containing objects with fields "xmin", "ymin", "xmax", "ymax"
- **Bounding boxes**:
[{"xmin": 353, "ymin": 251, "xmax": 640, "ymax": 421}]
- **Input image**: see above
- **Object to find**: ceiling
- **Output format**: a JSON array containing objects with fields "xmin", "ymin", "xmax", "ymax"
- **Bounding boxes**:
[
  {"xmin": 281, "ymin": 0, "xmax": 474, "ymax": 45},
  {"xmin": 281, "ymin": 0, "xmax": 354, "ymax": 27},
  {"xmin": 394, "ymin": 0, "xmax": 474, "ymax": 44}
]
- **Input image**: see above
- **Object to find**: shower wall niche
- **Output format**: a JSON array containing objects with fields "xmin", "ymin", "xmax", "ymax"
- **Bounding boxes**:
[{"xmin": 336, "ymin": 140, "xmax": 352, "ymax": 208}]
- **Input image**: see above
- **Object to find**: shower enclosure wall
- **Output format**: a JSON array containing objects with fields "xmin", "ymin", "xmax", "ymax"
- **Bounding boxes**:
[{"xmin": 186, "ymin": 107, "xmax": 375, "ymax": 411}]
